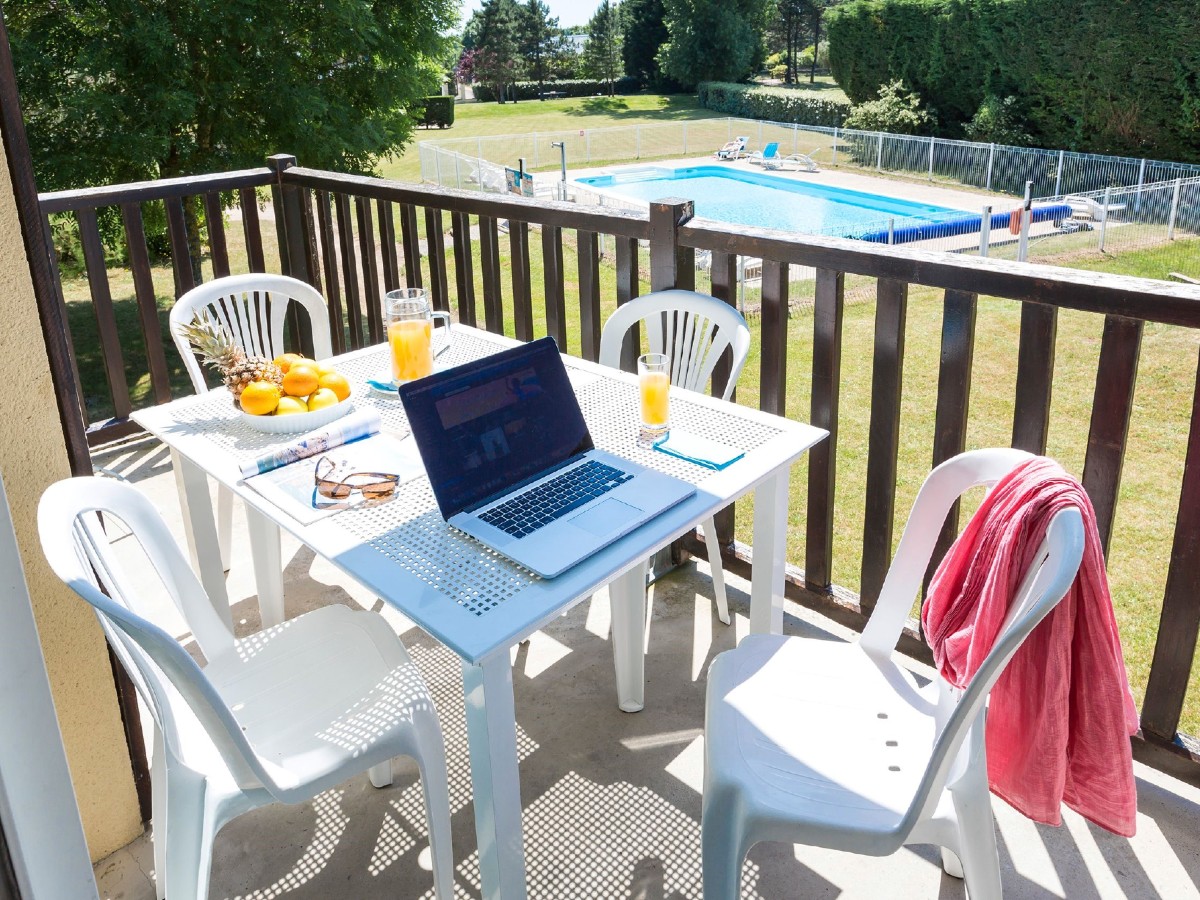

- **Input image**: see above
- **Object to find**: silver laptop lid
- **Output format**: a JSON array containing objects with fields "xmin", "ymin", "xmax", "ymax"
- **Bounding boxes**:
[{"xmin": 398, "ymin": 337, "xmax": 594, "ymax": 519}]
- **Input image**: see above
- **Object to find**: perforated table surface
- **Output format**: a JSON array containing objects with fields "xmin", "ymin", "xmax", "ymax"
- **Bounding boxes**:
[{"xmin": 134, "ymin": 326, "xmax": 826, "ymax": 900}]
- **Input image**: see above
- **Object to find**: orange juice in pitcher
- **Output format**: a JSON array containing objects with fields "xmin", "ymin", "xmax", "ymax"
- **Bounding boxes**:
[{"xmin": 384, "ymin": 288, "xmax": 451, "ymax": 384}]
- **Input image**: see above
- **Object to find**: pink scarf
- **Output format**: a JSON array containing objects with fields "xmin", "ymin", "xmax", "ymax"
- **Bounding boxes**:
[{"xmin": 921, "ymin": 457, "xmax": 1139, "ymax": 836}]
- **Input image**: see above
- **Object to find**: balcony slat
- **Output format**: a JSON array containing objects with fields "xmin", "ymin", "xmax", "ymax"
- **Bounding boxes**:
[
  {"xmin": 334, "ymin": 193, "xmax": 364, "ymax": 349},
  {"xmin": 165, "ymin": 196, "xmax": 196, "ymax": 298},
  {"xmin": 928, "ymin": 289, "xmax": 979, "ymax": 583},
  {"xmin": 451, "ymin": 211, "xmax": 477, "ymax": 327},
  {"xmin": 399, "ymin": 203, "xmax": 422, "ymax": 289},
  {"xmin": 314, "ymin": 191, "xmax": 345, "ymax": 356},
  {"xmin": 479, "ymin": 216, "xmax": 504, "ymax": 334},
  {"xmin": 238, "ymin": 188, "xmax": 265, "ymax": 273},
  {"xmin": 542, "ymin": 225, "xmax": 566, "ymax": 348},
  {"xmin": 1142, "ymin": 348, "xmax": 1200, "ymax": 741},
  {"xmin": 424, "ymin": 207, "xmax": 449, "ymax": 314},
  {"xmin": 377, "ymin": 200, "xmax": 399, "ymax": 293},
  {"xmin": 806, "ymin": 268, "xmax": 845, "ymax": 591},
  {"xmin": 1081, "ymin": 315, "xmax": 1144, "ymax": 555},
  {"xmin": 861, "ymin": 278, "xmax": 909, "ymax": 610},
  {"xmin": 1011, "ymin": 302, "xmax": 1058, "ymax": 453},
  {"xmin": 203, "ymin": 192, "xmax": 230, "ymax": 279},
  {"xmin": 120, "ymin": 203, "xmax": 172, "ymax": 404},
  {"xmin": 759, "ymin": 260, "xmax": 789, "ymax": 417},
  {"xmin": 510, "ymin": 220, "xmax": 534, "ymax": 342},
  {"xmin": 709, "ymin": 250, "xmax": 740, "ymax": 550},
  {"xmin": 78, "ymin": 208, "xmax": 133, "ymax": 418},
  {"xmin": 355, "ymin": 196, "xmax": 383, "ymax": 344},
  {"xmin": 578, "ymin": 230, "xmax": 601, "ymax": 362},
  {"xmin": 615, "ymin": 237, "xmax": 640, "ymax": 373}
]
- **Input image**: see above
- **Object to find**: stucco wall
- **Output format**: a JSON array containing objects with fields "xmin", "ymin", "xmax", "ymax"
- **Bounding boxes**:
[{"xmin": 0, "ymin": 130, "xmax": 141, "ymax": 859}]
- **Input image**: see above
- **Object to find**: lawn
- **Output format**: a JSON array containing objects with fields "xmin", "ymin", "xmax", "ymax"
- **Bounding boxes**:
[{"xmin": 60, "ymin": 91, "xmax": 1200, "ymax": 738}]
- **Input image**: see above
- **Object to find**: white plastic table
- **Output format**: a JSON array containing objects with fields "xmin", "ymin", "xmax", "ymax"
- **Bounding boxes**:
[{"xmin": 134, "ymin": 327, "xmax": 826, "ymax": 900}]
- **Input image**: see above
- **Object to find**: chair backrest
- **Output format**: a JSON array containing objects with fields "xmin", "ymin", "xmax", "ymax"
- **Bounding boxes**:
[
  {"xmin": 762, "ymin": 142, "xmax": 779, "ymax": 158},
  {"xmin": 38, "ymin": 477, "xmax": 279, "ymax": 792},
  {"xmin": 169, "ymin": 273, "xmax": 333, "ymax": 393},
  {"xmin": 857, "ymin": 449, "xmax": 1086, "ymax": 838},
  {"xmin": 598, "ymin": 289, "xmax": 751, "ymax": 401}
]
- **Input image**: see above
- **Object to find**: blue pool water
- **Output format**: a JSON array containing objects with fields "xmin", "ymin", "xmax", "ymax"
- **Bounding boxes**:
[{"xmin": 574, "ymin": 165, "xmax": 962, "ymax": 237}]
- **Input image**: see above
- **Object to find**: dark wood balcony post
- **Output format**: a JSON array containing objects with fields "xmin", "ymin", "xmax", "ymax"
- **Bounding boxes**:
[
  {"xmin": 1142, "ymin": 345, "xmax": 1200, "ymax": 745},
  {"xmin": 648, "ymin": 198, "xmax": 694, "ymax": 291},
  {"xmin": 1012, "ymin": 302, "xmax": 1058, "ymax": 453},
  {"xmin": 269, "ymin": 154, "xmax": 320, "ymax": 355}
]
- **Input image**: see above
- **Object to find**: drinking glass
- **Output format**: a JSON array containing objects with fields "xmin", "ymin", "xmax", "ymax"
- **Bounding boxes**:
[
  {"xmin": 385, "ymin": 288, "xmax": 451, "ymax": 384},
  {"xmin": 638, "ymin": 352, "xmax": 670, "ymax": 437}
]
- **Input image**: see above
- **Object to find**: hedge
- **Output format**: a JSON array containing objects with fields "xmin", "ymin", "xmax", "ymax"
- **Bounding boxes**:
[
  {"xmin": 417, "ymin": 96, "xmax": 455, "ymax": 129},
  {"xmin": 696, "ymin": 82, "xmax": 849, "ymax": 128},
  {"xmin": 827, "ymin": 0, "xmax": 1200, "ymax": 163},
  {"xmin": 473, "ymin": 77, "xmax": 641, "ymax": 102}
]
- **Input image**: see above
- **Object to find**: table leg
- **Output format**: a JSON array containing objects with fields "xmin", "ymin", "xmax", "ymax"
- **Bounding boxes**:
[
  {"xmin": 463, "ymin": 653, "xmax": 527, "ymax": 900},
  {"xmin": 749, "ymin": 470, "xmax": 789, "ymax": 635},
  {"xmin": 170, "ymin": 449, "xmax": 232, "ymax": 630},
  {"xmin": 245, "ymin": 506, "xmax": 285, "ymax": 628},
  {"xmin": 609, "ymin": 561, "xmax": 648, "ymax": 712}
]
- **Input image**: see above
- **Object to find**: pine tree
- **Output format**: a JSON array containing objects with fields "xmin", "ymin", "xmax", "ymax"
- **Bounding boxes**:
[{"xmin": 582, "ymin": 0, "xmax": 624, "ymax": 95}]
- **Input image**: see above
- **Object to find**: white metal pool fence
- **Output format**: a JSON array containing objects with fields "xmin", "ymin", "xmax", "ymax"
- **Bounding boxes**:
[{"xmin": 418, "ymin": 116, "xmax": 1200, "ymax": 201}]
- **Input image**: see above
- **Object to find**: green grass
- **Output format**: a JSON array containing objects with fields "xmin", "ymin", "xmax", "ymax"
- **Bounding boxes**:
[{"xmin": 379, "ymin": 94, "xmax": 723, "ymax": 183}]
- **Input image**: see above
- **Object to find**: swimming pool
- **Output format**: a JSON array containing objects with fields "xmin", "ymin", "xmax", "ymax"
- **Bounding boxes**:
[{"xmin": 574, "ymin": 165, "xmax": 962, "ymax": 237}]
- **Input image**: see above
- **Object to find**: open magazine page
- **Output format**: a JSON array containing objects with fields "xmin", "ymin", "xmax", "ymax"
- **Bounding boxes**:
[{"xmin": 244, "ymin": 432, "xmax": 425, "ymax": 525}]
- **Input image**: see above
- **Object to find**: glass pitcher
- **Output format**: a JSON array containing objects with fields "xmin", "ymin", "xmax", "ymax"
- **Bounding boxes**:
[{"xmin": 385, "ymin": 288, "xmax": 451, "ymax": 384}]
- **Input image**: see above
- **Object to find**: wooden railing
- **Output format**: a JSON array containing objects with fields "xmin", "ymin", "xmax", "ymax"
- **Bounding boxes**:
[{"xmin": 38, "ymin": 154, "xmax": 1200, "ymax": 784}]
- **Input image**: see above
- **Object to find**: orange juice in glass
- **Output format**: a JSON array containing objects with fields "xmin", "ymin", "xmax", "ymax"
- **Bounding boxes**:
[
  {"xmin": 638, "ymin": 352, "xmax": 670, "ymax": 437},
  {"xmin": 384, "ymin": 288, "xmax": 451, "ymax": 384}
]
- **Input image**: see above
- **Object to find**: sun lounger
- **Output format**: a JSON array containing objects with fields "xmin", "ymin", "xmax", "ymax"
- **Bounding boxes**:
[
  {"xmin": 714, "ymin": 136, "xmax": 748, "ymax": 160},
  {"xmin": 746, "ymin": 142, "xmax": 780, "ymax": 166},
  {"xmin": 773, "ymin": 152, "xmax": 820, "ymax": 173},
  {"xmin": 1064, "ymin": 194, "xmax": 1126, "ymax": 223}
]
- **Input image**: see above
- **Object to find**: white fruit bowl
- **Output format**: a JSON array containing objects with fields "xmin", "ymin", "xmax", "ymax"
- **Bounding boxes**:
[{"xmin": 239, "ymin": 398, "xmax": 353, "ymax": 434}]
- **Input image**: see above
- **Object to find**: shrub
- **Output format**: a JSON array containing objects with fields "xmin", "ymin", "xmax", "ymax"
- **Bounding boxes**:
[
  {"xmin": 696, "ymin": 81, "xmax": 849, "ymax": 127},
  {"xmin": 472, "ymin": 76, "xmax": 640, "ymax": 102},
  {"xmin": 842, "ymin": 80, "xmax": 934, "ymax": 135},
  {"xmin": 965, "ymin": 95, "xmax": 1032, "ymax": 146},
  {"xmin": 417, "ymin": 96, "xmax": 455, "ymax": 129}
]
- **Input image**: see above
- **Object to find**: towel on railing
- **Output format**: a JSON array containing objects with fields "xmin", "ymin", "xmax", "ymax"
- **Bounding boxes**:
[{"xmin": 921, "ymin": 457, "xmax": 1139, "ymax": 836}]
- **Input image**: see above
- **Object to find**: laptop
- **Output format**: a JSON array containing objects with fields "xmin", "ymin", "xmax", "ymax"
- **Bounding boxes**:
[{"xmin": 398, "ymin": 337, "xmax": 696, "ymax": 578}]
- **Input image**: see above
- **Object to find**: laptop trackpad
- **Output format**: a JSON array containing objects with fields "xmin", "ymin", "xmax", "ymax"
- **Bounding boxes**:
[{"xmin": 570, "ymin": 498, "xmax": 640, "ymax": 536}]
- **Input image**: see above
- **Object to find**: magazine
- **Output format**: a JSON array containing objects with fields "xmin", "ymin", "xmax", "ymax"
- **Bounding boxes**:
[{"xmin": 244, "ymin": 431, "xmax": 425, "ymax": 525}]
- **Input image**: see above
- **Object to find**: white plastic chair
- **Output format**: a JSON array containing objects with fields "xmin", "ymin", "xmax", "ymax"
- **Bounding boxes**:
[
  {"xmin": 599, "ymin": 289, "xmax": 752, "ymax": 625},
  {"xmin": 168, "ymin": 273, "xmax": 333, "ymax": 576},
  {"xmin": 38, "ymin": 477, "xmax": 453, "ymax": 900},
  {"xmin": 701, "ymin": 448, "xmax": 1086, "ymax": 899}
]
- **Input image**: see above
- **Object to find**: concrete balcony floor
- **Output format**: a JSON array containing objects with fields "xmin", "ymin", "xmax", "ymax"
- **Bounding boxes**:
[{"xmin": 90, "ymin": 435, "xmax": 1200, "ymax": 900}]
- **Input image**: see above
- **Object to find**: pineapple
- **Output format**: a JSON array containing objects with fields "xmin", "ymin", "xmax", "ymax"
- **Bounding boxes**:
[{"xmin": 178, "ymin": 313, "xmax": 283, "ymax": 407}]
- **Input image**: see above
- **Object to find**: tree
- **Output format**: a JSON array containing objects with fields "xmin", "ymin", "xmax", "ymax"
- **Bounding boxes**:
[
  {"xmin": 766, "ymin": 0, "xmax": 808, "ymax": 84},
  {"xmin": 467, "ymin": 0, "xmax": 524, "ymax": 102},
  {"xmin": 658, "ymin": 0, "xmax": 766, "ymax": 89},
  {"xmin": 621, "ymin": 0, "xmax": 669, "ymax": 88},
  {"xmin": 843, "ymin": 80, "xmax": 934, "ymax": 135},
  {"xmin": 10, "ymin": 0, "xmax": 456, "ymax": 191},
  {"xmin": 519, "ymin": 0, "xmax": 565, "ymax": 97},
  {"xmin": 582, "ymin": 0, "xmax": 624, "ymax": 95}
]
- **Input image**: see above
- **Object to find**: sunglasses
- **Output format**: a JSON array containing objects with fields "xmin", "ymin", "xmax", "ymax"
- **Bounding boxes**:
[{"xmin": 313, "ymin": 456, "xmax": 399, "ymax": 501}]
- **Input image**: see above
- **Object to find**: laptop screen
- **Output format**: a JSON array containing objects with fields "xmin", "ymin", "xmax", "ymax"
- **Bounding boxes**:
[{"xmin": 399, "ymin": 337, "xmax": 594, "ymax": 518}]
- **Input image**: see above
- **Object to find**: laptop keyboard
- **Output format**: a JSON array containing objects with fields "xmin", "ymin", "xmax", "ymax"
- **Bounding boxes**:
[{"xmin": 479, "ymin": 460, "xmax": 634, "ymax": 537}]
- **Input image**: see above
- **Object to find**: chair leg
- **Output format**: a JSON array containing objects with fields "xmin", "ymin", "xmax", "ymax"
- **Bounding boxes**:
[
  {"xmin": 414, "ymin": 715, "xmax": 454, "ymax": 900},
  {"xmin": 701, "ymin": 517, "xmax": 731, "ymax": 625},
  {"xmin": 701, "ymin": 799, "xmax": 747, "ymax": 900},
  {"xmin": 368, "ymin": 760, "xmax": 393, "ymax": 788},
  {"xmin": 948, "ymin": 761, "xmax": 1002, "ymax": 900},
  {"xmin": 216, "ymin": 483, "xmax": 234, "ymax": 573},
  {"xmin": 151, "ymin": 731, "xmax": 167, "ymax": 900},
  {"xmin": 163, "ymin": 762, "xmax": 218, "ymax": 900}
]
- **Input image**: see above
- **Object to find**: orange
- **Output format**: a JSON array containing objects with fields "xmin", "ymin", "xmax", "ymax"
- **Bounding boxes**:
[
  {"xmin": 272, "ymin": 352, "xmax": 305, "ymax": 374},
  {"xmin": 282, "ymin": 363, "xmax": 319, "ymax": 397},
  {"xmin": 318, "ymin": 371, "xmax": 351, "ymax": 401},
  {"xmin": 240, "ymin": 380, "xmax": 281, "ymax": 416}
]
